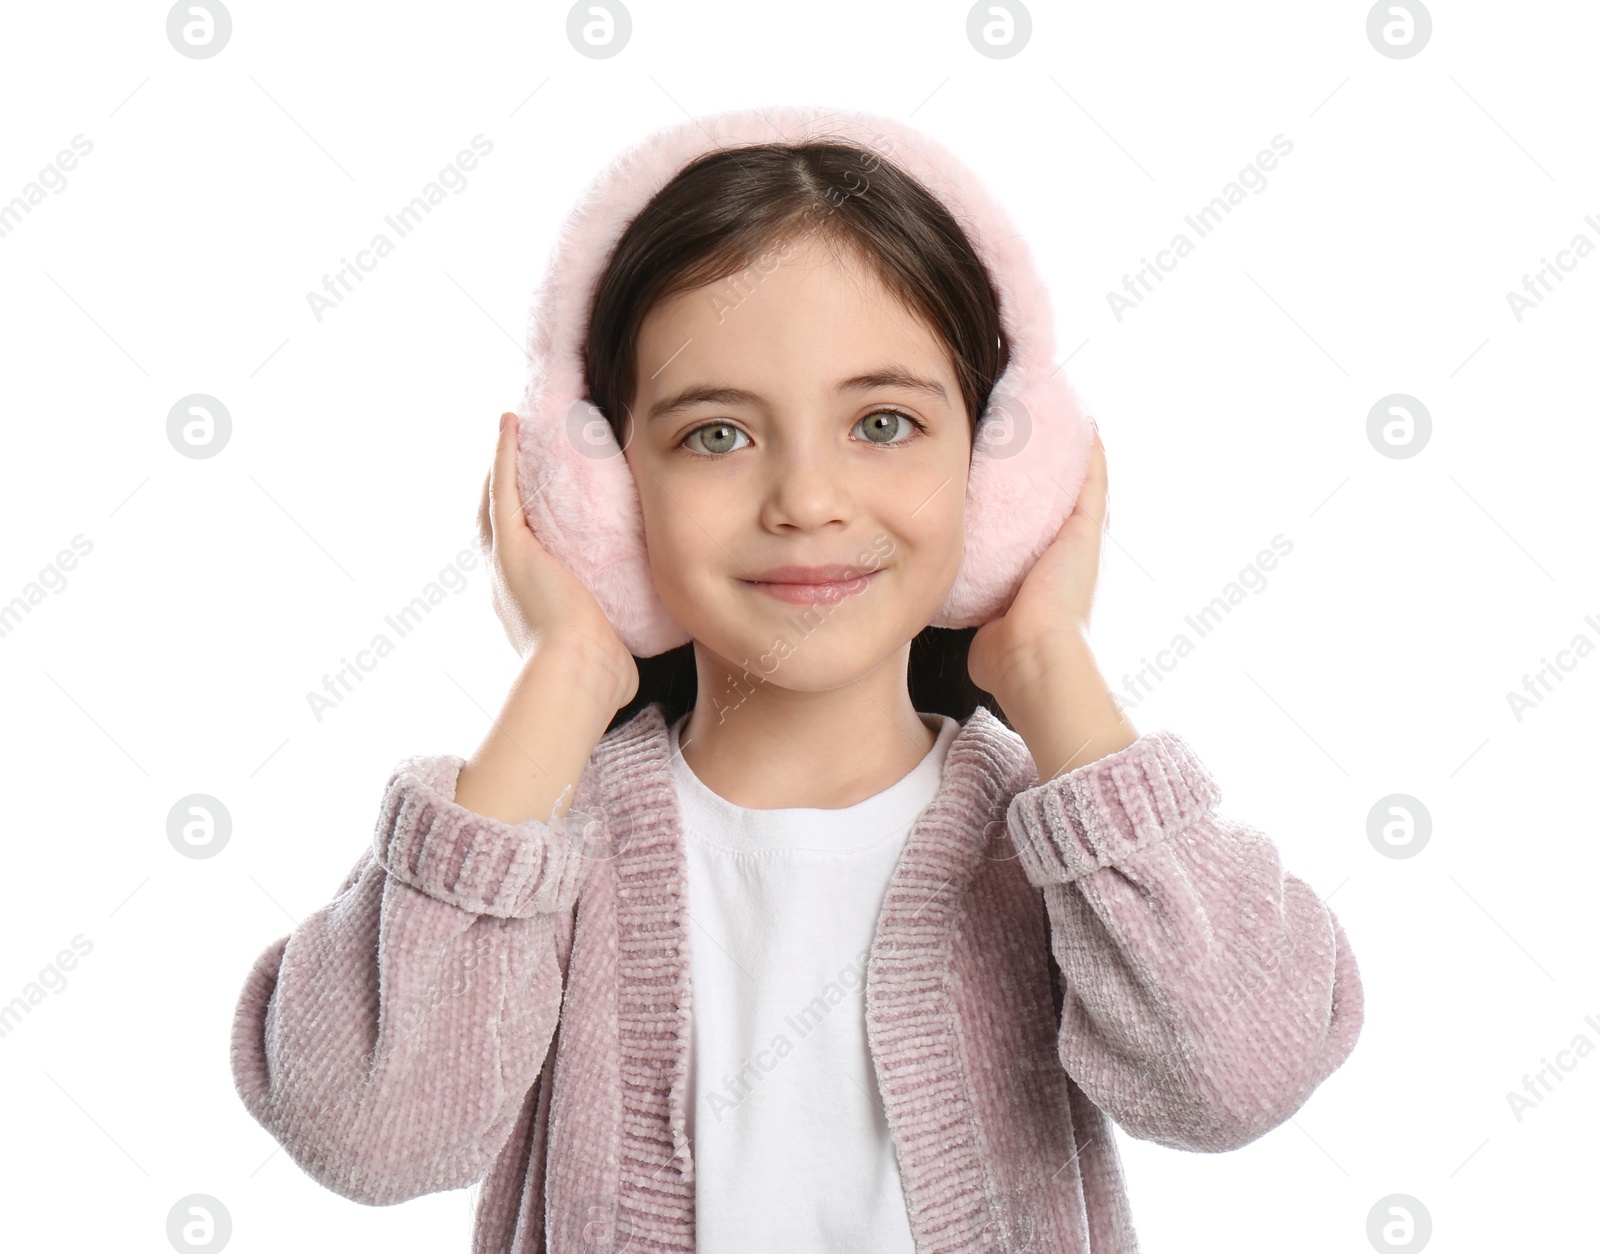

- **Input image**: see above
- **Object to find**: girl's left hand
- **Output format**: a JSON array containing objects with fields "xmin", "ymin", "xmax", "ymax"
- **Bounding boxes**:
[{"xmin": 967, "ymin": 424, "xmax": 1110, "ymax": 699}]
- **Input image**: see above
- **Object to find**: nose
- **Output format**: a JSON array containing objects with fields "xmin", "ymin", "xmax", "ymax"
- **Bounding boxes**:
[{"xmin": 758, "ymin": 432, "xmax": 853, "ymax": 533}]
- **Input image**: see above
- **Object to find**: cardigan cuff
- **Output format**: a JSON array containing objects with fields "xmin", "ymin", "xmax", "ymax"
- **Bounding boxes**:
[
  {"xmin": 371, "ymin": 754, "xmax": 589, "ymax": 919},
  {"xmin": 1006, "ymin": 730, "xmax": 1221, "ymax": 887}
]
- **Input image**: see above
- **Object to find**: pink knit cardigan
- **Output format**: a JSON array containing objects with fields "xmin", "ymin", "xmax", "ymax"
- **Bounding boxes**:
[{"xmin": 230, "ymin": 701, "xmax": 1363, "ymax": 1252}]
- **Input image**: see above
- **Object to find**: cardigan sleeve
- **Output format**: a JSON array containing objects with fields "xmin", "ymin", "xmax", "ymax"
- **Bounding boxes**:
[
  {"xmin": 229, "ymin": 753, "xmax": 589, "ymax": 1205},
  {"xmin": 1005, "ymin": 729, "xmax": 1363, "ymax": 1153}
]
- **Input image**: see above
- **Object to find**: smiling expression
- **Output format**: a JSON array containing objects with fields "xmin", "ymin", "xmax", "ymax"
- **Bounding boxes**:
[{"xmin": 619, "ymin": 234, "xmax": 974, "ymax": 691}]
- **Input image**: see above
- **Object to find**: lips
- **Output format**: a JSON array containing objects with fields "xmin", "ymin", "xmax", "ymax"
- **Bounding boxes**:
[
  {"xmin": 743, "ymin": 563, "xmax": 876, "ymax": 584},
  {"xmin": 738, "ymin": 563, "xmax": 884, "ymax": 605}
]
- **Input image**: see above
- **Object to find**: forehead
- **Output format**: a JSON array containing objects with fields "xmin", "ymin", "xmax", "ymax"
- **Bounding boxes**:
[{"xmin": 633, "ymin": 236, "xmax": 954, "ymax": 397}]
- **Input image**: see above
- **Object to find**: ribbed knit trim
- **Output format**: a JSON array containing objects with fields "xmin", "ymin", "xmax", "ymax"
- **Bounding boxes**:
[
  {"xmin": 1006, "ymin": 729, "xmax": 1221, "ymax": 887},
  {"xmin": 589, "ymin": 704, "xmax": 698, "ymax": 1249},
  {"xmin": 556, "ymin": 701, "xmax": 1160, "ymax": 1250},
  {"xmin": 371, "ymin": 754, "xmax": 589, "ymax": 919},
  {"xmin": 863, "ymin": 703, "xmax": 1039, "ymax": 1252}
]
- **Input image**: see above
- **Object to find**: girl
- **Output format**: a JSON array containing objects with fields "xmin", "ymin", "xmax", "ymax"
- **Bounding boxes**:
[{"xmin": 230, "ymin": 106, "xmax": 1362, "ymax": 1253}]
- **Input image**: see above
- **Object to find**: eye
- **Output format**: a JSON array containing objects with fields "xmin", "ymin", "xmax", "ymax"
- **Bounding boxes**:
[
  {"xmin": 854, "ymin": 408, "xmax": 926, "ymax": 445},
  {"xmin": 681, "ymin": 422, "xmax": 751, "ymax": 457}
]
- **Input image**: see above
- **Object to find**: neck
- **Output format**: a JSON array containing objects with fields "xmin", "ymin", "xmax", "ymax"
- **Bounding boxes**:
[{"xmin": 679, "ymin": 640, "xmax": 936, "ymax": 809}]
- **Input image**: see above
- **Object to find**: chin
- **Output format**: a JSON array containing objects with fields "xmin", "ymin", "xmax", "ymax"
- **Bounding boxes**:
[{"xmin": 712, "ymin": 624, "xmax": 906, "ymax": 692}]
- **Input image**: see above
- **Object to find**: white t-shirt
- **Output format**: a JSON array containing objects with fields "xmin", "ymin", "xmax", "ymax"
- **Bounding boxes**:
[{"xmin": 668, "ymin": 709, "xmax": 960, "ymax": 1253}]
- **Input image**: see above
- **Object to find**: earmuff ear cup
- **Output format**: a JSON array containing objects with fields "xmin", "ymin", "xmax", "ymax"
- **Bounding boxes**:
[
  {"xmin": 935, "ymin": 369, "xmax": 1097, "ymax": 629},
  {"xmin": 513, "ymin": 403, "xmax": 692, "ymax": 658}
]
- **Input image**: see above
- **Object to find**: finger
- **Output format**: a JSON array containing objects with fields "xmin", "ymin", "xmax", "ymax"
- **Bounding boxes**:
[
  {"xmin": 489, "ymin": 412, "xmax": 527, "ymax": 541},
  {"xmin": 477, "ymin": 469, "xmax": 491, "ymax": 555},
  {"xmin": 1096, "ymin": 426, "xmax": 1110, "ymax": 534},
  {"xmin": 1074, "ymin": 425, "xmax": 1109, "ymax": 530}
]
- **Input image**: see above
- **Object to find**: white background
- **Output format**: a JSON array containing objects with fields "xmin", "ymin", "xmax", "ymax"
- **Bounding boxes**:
[{"xmin": 1, "ymin": 1, "xmax": 1595, "ymax": 1250}]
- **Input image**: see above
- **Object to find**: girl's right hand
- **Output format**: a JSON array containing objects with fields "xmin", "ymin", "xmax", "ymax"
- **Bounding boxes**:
[{"xmin": 477, "ymin": 413, "xmax": 639, "ymax": 710}]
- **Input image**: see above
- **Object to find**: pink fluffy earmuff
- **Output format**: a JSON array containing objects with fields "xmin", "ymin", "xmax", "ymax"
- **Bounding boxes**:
[{"xmin": 510, "ymin": 104, "xmax": 1095, "ymax": 658}]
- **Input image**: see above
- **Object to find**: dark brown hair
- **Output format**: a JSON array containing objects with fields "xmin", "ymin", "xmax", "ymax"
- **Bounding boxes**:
[{"xmin": 583, "ymin": 140, "xmax": 1014, "ymax": 734}]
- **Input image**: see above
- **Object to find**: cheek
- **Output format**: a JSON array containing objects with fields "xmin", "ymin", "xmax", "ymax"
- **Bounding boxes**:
[
  {"xmin": 892, "ymin": 488, "xmax": 965, "ymax": 574},
  {"xmin": 904, "ymin": 507, "xmax": 967, "ymax": 621},
  {"xmin": 637, "ymin": 483, "xmax": 723, "ymax": 604},
  {"xmin": 641, "ymin": 497, "xmax": 689, "ymax": 569},
  {"xmin": 882, "ymin": 442, "xmax": 968, "ymax": 553}
]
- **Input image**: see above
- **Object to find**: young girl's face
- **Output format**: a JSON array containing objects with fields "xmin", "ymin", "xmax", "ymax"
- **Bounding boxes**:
[{"xmin": 621, "ymin": 234, "xmax": 971, "ymax": 692}]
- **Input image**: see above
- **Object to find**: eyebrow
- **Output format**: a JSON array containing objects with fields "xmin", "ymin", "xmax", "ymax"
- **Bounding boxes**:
[{"xmin": 645, "ymin": 367, "xmax": 950, "ymax": 424}]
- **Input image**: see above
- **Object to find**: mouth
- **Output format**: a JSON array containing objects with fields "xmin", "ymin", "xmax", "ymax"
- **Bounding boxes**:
[{"xmin": 737, "ymin": 565, "xmax": 885, "ymax": 605}]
